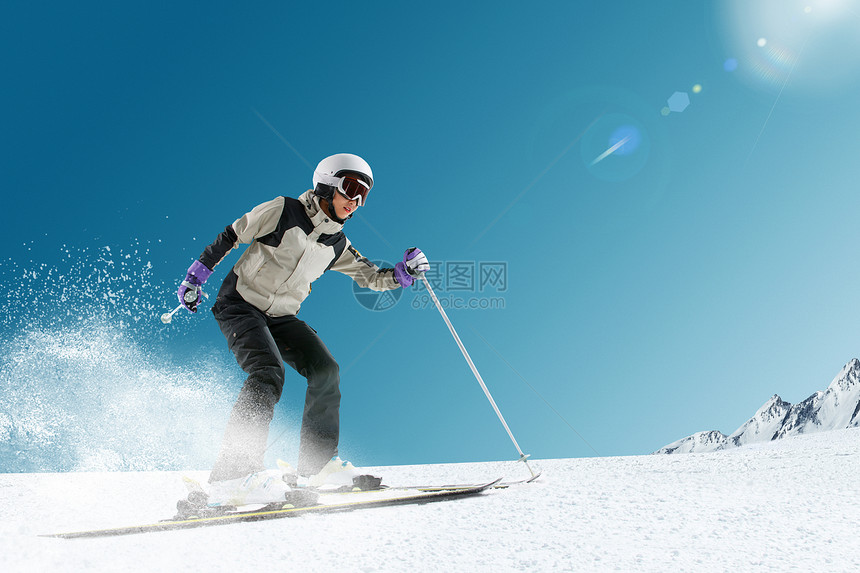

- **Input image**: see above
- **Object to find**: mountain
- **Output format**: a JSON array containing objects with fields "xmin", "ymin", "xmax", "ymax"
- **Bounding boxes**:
[
  {"xmin": 652, "ymin": 429, "xmax": 728, "ymax": 455},
  {"xmin": 656, "ymin": 358, "xmax": 860, "ymax": 454}
]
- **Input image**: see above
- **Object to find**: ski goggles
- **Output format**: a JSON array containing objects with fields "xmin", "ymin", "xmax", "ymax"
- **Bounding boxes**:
[{"xmin": 336, "ymin": 175, "xmax": 371, "ymax": 206}]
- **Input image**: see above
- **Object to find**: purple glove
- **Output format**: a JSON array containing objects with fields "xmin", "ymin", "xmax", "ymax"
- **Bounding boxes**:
[
  {"xmin": 178, "ymin": 260, "xmax": 213, "ymax": 312},
  {"xmin": 394, "ymin": 248, "xmax": 430, "ymax": 288}
]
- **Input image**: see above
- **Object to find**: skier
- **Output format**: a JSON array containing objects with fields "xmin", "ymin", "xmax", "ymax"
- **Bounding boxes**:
[{"xmin": 176, "ymin": 153, "xmax": 429, "ymax": 505}]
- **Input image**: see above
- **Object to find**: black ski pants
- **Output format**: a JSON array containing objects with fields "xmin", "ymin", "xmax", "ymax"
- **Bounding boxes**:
[{"xmin": 208, "ymin": 275, "xmax": 341, "ymax": 482}]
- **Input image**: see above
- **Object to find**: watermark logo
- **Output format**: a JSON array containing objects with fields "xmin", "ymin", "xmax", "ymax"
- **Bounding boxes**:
[
  {"xmin": 352, "ymin": 259, "xmax": 403, "ymax": 311},
  {"xmin": 352, "ymin": 260, "xmax": 508, "ymax": 312},
  {"xmin": 411, "ymin": 260, "xmax": 507, "ymax": 311},
  {"xmin": 416, "ymin": 261, "xmax": 509, "ymax": 293}
]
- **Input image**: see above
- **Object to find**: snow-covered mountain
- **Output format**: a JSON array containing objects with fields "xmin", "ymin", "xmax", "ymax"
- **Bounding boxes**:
[{"xmin": 656, "ymin": 358, "xmax": 860, "ymax": 454}]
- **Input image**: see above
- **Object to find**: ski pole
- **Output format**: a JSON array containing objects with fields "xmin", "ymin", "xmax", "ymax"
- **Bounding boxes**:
[
  {"xmin": 419, "ymin": 275, "xmax": 536, "ymax": 478},
  {"xmin": 160, "ymin": 304, "xmax": 184, "ymax": 324},
  {"xmin": 160, "ymin": 292, "xmax": 208, "ymax": 324}
]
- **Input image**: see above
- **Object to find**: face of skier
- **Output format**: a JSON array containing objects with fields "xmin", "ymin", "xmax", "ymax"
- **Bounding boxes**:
[{"xmin": 331, "ymin": 190, "xmax": 359, "ymax": 220}]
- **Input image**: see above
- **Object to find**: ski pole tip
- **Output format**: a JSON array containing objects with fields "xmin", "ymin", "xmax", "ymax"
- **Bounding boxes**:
[{"xmin": 518, "ymin": 454, "xmax": 538, "ymax": 478}]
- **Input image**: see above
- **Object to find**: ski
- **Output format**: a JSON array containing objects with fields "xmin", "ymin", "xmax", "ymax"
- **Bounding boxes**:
[
  {"xmin": 174, "ymin": 488, "xmax": 322, "ymax": 520},
  {"xmin": 179, "ymin": 473, "xmax": 385, "ymax": 498},
  {"xmin": 276, "ymin": 472, "xmax": 541, "ymax": 496},
  {"xmin": 390, "ymin": 471, "xmax": 542, "ymax": 492},
  {"xmin": 43, "ymin": 478, "xmax": 502, "ymax": 539},
  {"xmin": 285, "ymin": 472, "xmax": 542, "ymax": 495}
]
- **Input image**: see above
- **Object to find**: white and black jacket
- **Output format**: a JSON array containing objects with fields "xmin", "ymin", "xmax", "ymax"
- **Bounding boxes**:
[{"xmin": 199, "ymin": 190, "xmax": 399, "ymax": 316}]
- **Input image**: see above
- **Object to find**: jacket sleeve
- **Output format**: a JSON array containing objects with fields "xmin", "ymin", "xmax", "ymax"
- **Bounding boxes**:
[
  {"xmin": 329, "ymin": 242, "xmax": 400, "ymax": 291},
  {"xmin": 198, "ymin": 196, "xmax": 285, "ymax": 270}
]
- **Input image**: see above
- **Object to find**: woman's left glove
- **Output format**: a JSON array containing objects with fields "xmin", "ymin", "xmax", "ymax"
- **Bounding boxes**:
[
  {"xmin": 178, "ymin": 260, "xmax": 213, "ymax": 312},
  {"xmin": 394, "ymin": 248, "xmax": 430, "ymax": 288}
]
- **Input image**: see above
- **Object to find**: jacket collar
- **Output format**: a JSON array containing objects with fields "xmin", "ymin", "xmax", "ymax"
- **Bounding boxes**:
[{"xmin": 299, "ymin": 190, "xmax": 345, "ymax": 235}]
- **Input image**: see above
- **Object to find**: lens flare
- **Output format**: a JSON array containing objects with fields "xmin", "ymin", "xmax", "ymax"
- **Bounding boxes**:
[
  {"xmin": 580, "ymin": 114, "xmax": 650, "ymax": 182},
  {"xmin": 590, "ymin": 136, "xmax": 630, "ymax": 167},
  {"xmin": 667, "ymin": 92, "xmax": 691, "ymax": 113},
  {"xmin": 718, "ymin": 0, "xmax": 860, "ymax": 93}
]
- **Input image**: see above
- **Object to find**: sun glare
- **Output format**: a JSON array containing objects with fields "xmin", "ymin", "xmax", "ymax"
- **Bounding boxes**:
[{"xmin": 719, "ymin": 0, "xmax": 860, "ymax": 93}]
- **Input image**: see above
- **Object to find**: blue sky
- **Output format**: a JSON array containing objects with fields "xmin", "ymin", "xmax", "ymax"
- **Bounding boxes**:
[{"xmin": 3, "ymin": 1, "xmax": 860, "ymax": 471}]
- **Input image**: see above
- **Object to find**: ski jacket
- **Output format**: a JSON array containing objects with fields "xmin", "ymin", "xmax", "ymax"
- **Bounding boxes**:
[{"xmin": 199, "ymin": 190, "xmax": 399, "ymax": 316}]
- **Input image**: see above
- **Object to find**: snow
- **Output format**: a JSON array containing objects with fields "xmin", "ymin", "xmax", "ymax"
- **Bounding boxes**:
[{"xmin": 2, "ymin": 428, "xmax": 859, "ymax": 572}]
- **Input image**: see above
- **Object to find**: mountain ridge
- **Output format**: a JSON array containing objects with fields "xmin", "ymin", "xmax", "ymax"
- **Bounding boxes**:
[{"xmin": 655, "ymin": 358, "xmax": 860, "ymax": 454}]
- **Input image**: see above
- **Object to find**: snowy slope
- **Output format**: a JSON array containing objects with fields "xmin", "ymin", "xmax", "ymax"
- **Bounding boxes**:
[
  {"xmin": 1, "ymin": 428, "xmax": 859, "ymax": 572},
  {"xmin": 656, "ymin": 359, "xmax": 860, "ymax": 454}
]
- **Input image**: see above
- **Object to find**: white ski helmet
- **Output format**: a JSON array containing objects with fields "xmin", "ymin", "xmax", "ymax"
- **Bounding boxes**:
[{"xmin": 312, "ymin": 153, "xmax": 374, "ymax": 192}]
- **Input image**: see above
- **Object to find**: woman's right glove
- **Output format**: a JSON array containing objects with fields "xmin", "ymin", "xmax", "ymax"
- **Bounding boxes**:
[
  {"xmin": 394, "ymin": 248, "xmax": 429, "ymax": 288},
  {"xmin": 178, "ymin": 260, "xmax": 213, "ymax": 312}
]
